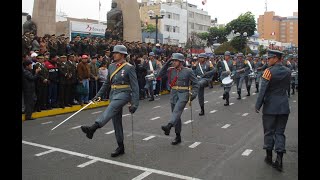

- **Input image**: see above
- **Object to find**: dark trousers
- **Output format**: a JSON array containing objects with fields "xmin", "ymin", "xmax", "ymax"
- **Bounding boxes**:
[
  {"xmin": 58, "ymin": 83, "xmax": 69, "ymax": 107},
  {"xmin": 262, "ymin": 114, "xmax": 289, "ymax": 153},
  {"xmin": 198, "ymin": 79, "xmax": 208, "ymax": 106},
  {"xmin": 36, "ymin": 84, "xmax": 48, "ymax": 109},
  {"xmin": 24, "ymin": 92, "xmax": 36, "ymax": 118},
  {"xmin": 69, "ymin": 83, "xmax": 77, "ymax": 104},
  {"xmin": 89, "ymin": 80, "xmax": 98, "ymax": 100},
  {"xmin": 48, "ymin": 82, "xmax": 58, "ymax": 107},
  {"xmin": 155, "ymin": 79, "xmax": 161, "ymax": 95}
]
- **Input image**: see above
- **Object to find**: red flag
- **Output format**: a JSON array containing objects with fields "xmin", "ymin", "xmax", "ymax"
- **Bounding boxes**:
[{"xmin": 270, "ymin": 32, "xmax": 275, "ymax": 35}]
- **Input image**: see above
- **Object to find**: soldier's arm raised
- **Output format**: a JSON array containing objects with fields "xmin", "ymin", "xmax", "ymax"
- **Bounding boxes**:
[{"xmin": 156, "ymin": 59, "xmax": 172, "ymax": 78}]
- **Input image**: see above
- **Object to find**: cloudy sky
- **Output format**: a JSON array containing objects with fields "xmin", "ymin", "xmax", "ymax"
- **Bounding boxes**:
[{"xmin": 22, "ymin": 0, "xmax": 298, "ymax": 24}]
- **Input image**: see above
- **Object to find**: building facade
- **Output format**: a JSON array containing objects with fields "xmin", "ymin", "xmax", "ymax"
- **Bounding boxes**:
[{"xmin": 257, "ymin": 11, "xmax": 298, "ymax": 46}]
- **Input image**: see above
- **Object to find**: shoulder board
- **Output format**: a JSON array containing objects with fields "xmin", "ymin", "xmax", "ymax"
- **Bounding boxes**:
[{"xmin": 262, "ymin": 68, "xmax": 272, "ymax": 81}]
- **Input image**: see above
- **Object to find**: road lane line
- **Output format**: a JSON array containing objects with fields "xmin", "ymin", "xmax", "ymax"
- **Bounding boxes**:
[
  {"xmin": 242, "ymin": 113, "xmax": 249, "ymax": 116},
  {"xmin": 189, "ymin": 142, "xmax": 201, "ymax": 148},
  {"xmin": 184, "ymin": 108, "xmax": 188, "ymax": 110},
  {"xmin": 150, "ymin": 117, "xmax": 160, "ymax": 121},
  {"xmin": 41, "ymin": 121, "xmax": 53, "ymax": 125},
  {"xmin": 221, "ymin": 124, "xmax": 231, "ymax": 129},
  {"xmin": 153, "ymin": 106, "xmax": 161, "ymax": 109},
  {"xmin": 143, "ymin": 135, "xmax": 156, "ymax": 141},
  {"xmin": 122, "ymin": 114, "xmax": 130, "ymax": 117},
  {"xmin": 242, "ymin": 149, "xmax": 253, "ymax": 156},
  {"xmin": 35, "ymin": 149, "xmax": 55, "ymax": 156},
  {"xmin": 91, "ymin": 111, "xmax": 102, "ymax": 114},
  {"xmin": 132, "ymin": 171, "xmax": 153, "ymax": 180},
  {"xmin": 232, "ymin": 92, "xmax": 236, "ymax": 94},
  {"xmin": 230, "ymin": 103, "xmax": 234, "ymax": 105},
  {"xmin": 22, "ymin": 140, "xmax": 202, "ymax": 180},
  {"xmin": 70, "ymin": 125, "xmax": 82, "ymax": 130},
  {"xmin": 242, "ymin": 97, "xmax": 246, "ymax": 99},
  {"xmin": 183, "ymin": 120, "xmax": 194, "ymax": 124},
  {"xmin": 210, "ymin": 110, "xmax": 217, "ymax": 113},
  {"xmin": 77, "ymin": 159, "xmax": 98, "ymax": 168},
  {"xmin": 204, "ymin": 101, "xmax": 208, "ymax": 104},
  {"xmin": 105, "ymin": 130, "xmax": 115, "ymax": 134}
]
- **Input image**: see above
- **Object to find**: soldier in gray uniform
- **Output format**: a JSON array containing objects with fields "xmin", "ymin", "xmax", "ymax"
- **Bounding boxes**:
[
  {"xmin": 81, "ymin": 45, "xmax": 139, "ymax": 157},
  {"xmin": 158, "ymin": 53, "xmax": 199, "ymax": 145},
  {"xmin": 143, "ymin": 52, "xmax": 158, "ymax": 101},
  {"xmin": 293, "ymin": 54, "xmax": 298, "ymax": 91},
  {"xmin": 255, "ymin": 49, "xmax": 291, "ymax": 172},
  {"xmin": 288, "ymin": 55, "xmax": 297, "ymax": 95},
  {"xmin": 283, "ymin": 54, "xmax": 293, "ymax": 97},
  {"xmin": 220, "ymin": 51, "xmax": 235, "ymax": 106},
  {"xmin": 253, "ymin": 55, "xmax": 263, "ymax": 93},
  {"xmin": 192, "ymin": 53, "xmax": 214, "ymax": 115},
  {"xmin": 244, "ymin": 53, "xmax": 254, "ymax": 96},
  {"xmin": 234, "ymin": 53, "xmax": 250, "ymax": 99}
]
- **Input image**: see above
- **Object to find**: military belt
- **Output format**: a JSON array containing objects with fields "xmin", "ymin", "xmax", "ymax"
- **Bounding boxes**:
[
  {"xmin": 111, "ymin": 84, "xmax": 130, "ymax": 89},
  {"xmin": 171, "ymin": 86, "xmax": 190, "ymax": 90}
]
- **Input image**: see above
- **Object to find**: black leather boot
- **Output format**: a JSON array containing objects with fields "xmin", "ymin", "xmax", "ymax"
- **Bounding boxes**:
[
  {"xmin": 111, "ymin": 142, "xmax": 125, "ymax": 157},
  {"xmin": 264, "ymin": 149, "xmax": 272, "ymax": 165},
  {"xmin": 222, "ymin": 93, "xmax": 226, "ymax": 100},
  {"xmin": 291, "ymin": 87, "xmax": 295, "ymax": 95},
  {"xmin": 81, "ymin": 122, "xmax": 100, "ymax": 139},
  {"xmin": 237, "ymin": 89, "xmax": 241, "ymax": 100},
  {"xmin": 161, "ymin": 123, "xmax": 173, "ymax": 135},
  {"xmin": 199, "ymin": 105, "xmax": 205, "ymax": 116},
  {"xmin": 255, "ymin": 83, "xmax": 259, "ymax": 93},
  {"xmin": 224, "ymin": 93, "xmax": 229, "ymax": 106},
  {"xmin": 272, "ymin": 152, "xmax": 283, "ymax": 172},
  {"xmin": 246, "ymin": 86, "xmax": 251, "ymax": 96},
  {"xmin": 171, "ymin": 133, "xmax": 181, "ymax": 145}
]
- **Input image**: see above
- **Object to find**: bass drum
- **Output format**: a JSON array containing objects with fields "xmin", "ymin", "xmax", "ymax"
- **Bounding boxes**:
[
  {"xmin": 145, "ymin": 73, "xmax": 155, "ymax": 81},
  {"xmin": 222, "ymin": 75, "xmax": 234, "ymax": 87}
]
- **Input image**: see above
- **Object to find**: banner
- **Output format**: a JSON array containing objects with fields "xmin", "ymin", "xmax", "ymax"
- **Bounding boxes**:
[{"xmin": 70, "ymin": 21, "xmax": 107, "ymax": 35}]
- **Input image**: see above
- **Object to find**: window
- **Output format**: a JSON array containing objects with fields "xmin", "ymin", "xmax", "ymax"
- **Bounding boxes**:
[
  {"xmin": 290, "ymin": 26, "xmax": 293, "ymax": 30},
  {"xmin": 173, "ymin": 13, "xmax": 180, "ymax": 20},
  {"xmin": 167, "ymin": 12, "xmax": 172, "ymax": 19},
  {"xmin": 290, "ymin": 22, "xmax": 293, "ymax": 25},
  {"xmin": 281, "ymin": 34, "xmax": 286, "ymax": 37},
  {"xmin": 165, "ymin": 25, "xmax": 171, "ymax": 32},
  {"xmin": 190, "ymin": 22, "xmax": 194, "ymax": 29},
  {"xmin": 173, "ymin": 26, "xmax": 176, "ymax": 33},
  {"xmin": 189, "ymin": 12, "xmax": 194, "ymax": 18},
  {"xmin": 290, "ymin": 30, "xmax": 294, "ymax": 33}
]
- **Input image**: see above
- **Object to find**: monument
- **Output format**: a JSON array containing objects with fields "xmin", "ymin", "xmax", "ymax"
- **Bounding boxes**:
[
  {"xmin": 23, "ymin": 15, "xmax": 37, "ymax": 35},
  {"xmin": 32, "ymin": 0, "xmax": 56, "ymax": 37},
  {"xmin": 107, "ymin": 1, "xmax": 123, "ymax": 40},
  {"xmin": 107, "ymin": 0, "xmax": 142, "ymax": 42}
]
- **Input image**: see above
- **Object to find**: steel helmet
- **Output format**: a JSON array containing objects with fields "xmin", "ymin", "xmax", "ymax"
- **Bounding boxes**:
[
  {"xmin": 224, "ymin": 51, "xmax": 231, "ymax": 56},
  {"xmin": 112, "ymin": 45, "xmax": 128, "ymax": 55},
  {"xmin": 198, "ymin": 53, "xmax": 207, "ymax": 58},
  {"xmin": 171, "ymin": 53, "xmax": 185, "ymax": 62},
  {"xmin": 149, "ymin": 52, "xmax": 155, "ymax": 56}
]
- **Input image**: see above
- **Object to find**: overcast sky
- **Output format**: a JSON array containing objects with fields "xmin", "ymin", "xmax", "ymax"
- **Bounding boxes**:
[{"xmin": 22, "ymin": 0, "xmax": 298, "ymax": 25}]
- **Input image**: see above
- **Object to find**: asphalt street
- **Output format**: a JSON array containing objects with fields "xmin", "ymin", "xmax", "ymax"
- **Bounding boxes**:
[{"xmin": 22, "ymin": 84, "xmax": 298, "ymax": 180}]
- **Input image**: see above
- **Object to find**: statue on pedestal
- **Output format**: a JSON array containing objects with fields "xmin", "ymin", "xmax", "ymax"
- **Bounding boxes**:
[
  {"xmin": 23, "ymin": 15, "xmax": 37, "ymax": 35},
  {"xmin": 107, "ymin": 1, "xmax": 123, "ymax": 40}
]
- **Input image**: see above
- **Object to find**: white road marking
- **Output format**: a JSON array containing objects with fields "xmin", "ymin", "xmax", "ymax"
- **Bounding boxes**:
[
  {"xmin": 70, "ymin": 125, "xmax": 82, "ymax": 130},
  {"xmin": 195, "ymin": 109, "xmax": 200, "ymax": 112},
  {"xmin": 143, "ymin": 135, "xmax": 156, "ymax": 141},
  {"xmin": 216, "ymin": 102, "xmax": 220, "ymax": 104},
  {"xmin": 184, "ymin": 108, "xmax": 188, "ymax": 110},
  {"xmin": 122, "ymin": 114, "xmax": 130, "ymax": 117},
  {"xmin": 242, "ymin": 113, "xmax": 249, "ymax": 116},
  {"xmin": 242, "ymin": 97, "xmax": 246, "ymax": 100},
  {"xmin": 155, "ymin": 98, "xmax": 160, "ymax": 101},
  {"xmin": 221, "ymin": 124, "xmax": 231, "ymax": 129},
  {"xmin": 35, "ymin": 149, "xmax": 55, "ymax": 156},
  {"xmin": 213, "ymin": 91, "xmax": 216, "ymax": 93},
  {"xmin": 22, "ymin": 140, "xmax": 202, "ymax": 180},
  {"xmin": 204, "ymin": 101, "xmax": 208, "ymax": 104},
  {"xmin": 105, "ymin": 130, "xmax": 115, "ymax": 134},
  {"xmin": 183, "ymin": 120, "xmax": 194, "ymax": 124},
  {"xmin": 230, "ymin": 103, "xmax": 234, "ymax": 105},
  {"xmin": 189, "ymin": 142, "xmax": 201, "ymax": 148},
  {"xmin": 41, "ymin": 121, "xmax": 53, "ymax": 125},
  {"xmin": 132, "ymin": 171, "xmax": 153, "ymax": 180},
  {"xmin": 232, "ymin": 92, "xmax": 236, "ymax": 94},
  {"xmin": 150, "ymin": 117, "xmax": 160, "ymax": 121},
  {"xmin": 153, "ymin": 106, "xmax": 161, "ymax": 109},
  {"xmin": 242, "ymin": 149, "xmax": 253, "ymax": 156},
  {"xmin": 77, "ymin": 159, "xmax": 98, "ymax": 168},
  {"xmin": 293, "ymin": 100, "xmax": 296, "ymax": 102},
  {"xmin": 91, "ymin": 111, "xmax": 102, "ymax": 114},
  {"xmin": 210, "ymin": 110, "xmax": 217, "ymax": 113},
  {"xmin": 219, "ymin": 96, "xmax": 223, "ymax": 98},
  {"xmin": 252, "ymin": 93, "xmax": 256, "ymax": 95},
  {"xmin": 230, "ymin": 97, "xmax": 235, "ymax": 99}
]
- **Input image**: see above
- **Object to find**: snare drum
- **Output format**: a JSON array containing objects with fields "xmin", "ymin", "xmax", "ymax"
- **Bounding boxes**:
[
  {"xmin": 222, "ymin": 76, "xmax": 233, "ymax": 87},
  {"xmin": 145, "ymin": 74, "xmax": 155, "ymax": 81}
]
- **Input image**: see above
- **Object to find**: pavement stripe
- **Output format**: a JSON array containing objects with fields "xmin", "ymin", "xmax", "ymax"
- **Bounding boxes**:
[
  {"xmin": 213, "ymin": 91, "xmax": 216, "ymax": 93},
  {"xmin": 35, "ymin": 149, "xmax": 55, "ymax": 156},
  {"xmin": 219, "ymin": 96, "xmax": 223, "ymax": 98},
  {"xmin": 241, "ymin": 149, "xmax": 253, "ymax": 156},
  {"xmin": 230, "ymin": 103, "xmax": 234, "ymax": 105},
  {"xmin": 204, "ymin": 101, "xmax": 208, "ymax": 104},
  {"xmin": 221, "ymin": 124, "xmax": 231, "ymax": 129},
  {"xmin": 232, "ymin": 92, "xmax": 236, "ymax": 94},
  {"xmin": 242, "ymin": 89, "xmax": 245, "ymax": 91},
  {"xmin": 183, "ymin": 120, "xmax": 194, "ymax": 124},
  {"xmin": 195, "ymin": 109, "xmax": 200, "ymax": 112},
  {"xmin": 143, "ymin": 135, "xmax": 156, "ymax": 141},
  {"xmin": 150, "ymin": 117, "xmax": 160, "ymax": 121},
  {"xmin": 184, "ymin": 108, "xmax": 188, "ymax": 110},
  {"xmin": 105, "ymin": 130, "xmax": 115, "ymax": 134},
  {"xmin": 132, "ymin": 171, "xmax": 153, "ymax": 180},
  {"xmin": 41, "ymin": 121, "xmax": 53, "ymax": 125},
  {"xmin": 153, "ymin": 106, "xmax": 161, "ymax": 109},
  {"xmin": 91, "ymin": 111, "xmax": 102, "ymax": 114},
  {"xmin": 122, "ymin": 114, "xmax": 130, "ymax": 117},
  {"xmin": 22, "ymin": 140, "xmax": 202, "ymax": 180},
  {"xmin": 252, "ymin": 93, "xmax": 256, "ymax": 95},
  {"xmin": 242, "ymin": 113, "xmax": 249, "ymax": 116},
  {"xmin": 155, "ymin": 98, "xmax": 160, "ymax": 101},
  {"xmin": 189, "ymin": 142, "xmax": 201, "ymax": 148},
  {"xmin": 210, "ymin": 110, "xmax": 217, "ymax": 113},
  {"xmin": 70, "ymin": 125, "xmax": 82, "ymax": 130},
  {"xmin": 242, "ymin": 97, "xmax": 246, "ymax": 100},
  {"xmin": 77, "ymin": 159, "xmax": 98, "ymax": 168},
  {"xmin": 293, "ymin": 100, "xmax": 296, "ymax": 102}
]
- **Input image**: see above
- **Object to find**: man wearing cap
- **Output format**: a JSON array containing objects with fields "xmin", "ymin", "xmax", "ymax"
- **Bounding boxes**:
[
  {"xmin": 234, "ymin": 53, "xmax": 250, "ymax": 99},
  {"xmin": 57, "ymin": 34, "xmax": 67, "ymax": 56},
  {"xmin": 143, "ymin": 52, "xmax": 158, "ymax": 101},
  {"xmin": 89, "ymin": 55, "xmax": 99, "ymax": 100},
  {"xmin": 215, "ymin": 51, "xmax": 236, "ymax": 106},
  {"xmin": 57, "ymin": 54, "xmax": 71, "ymax": 108},
  {"xmin": 66, "ymin": 54, "xmax": 78, "ymax": 105},
  {"xmin": 158, "ymin": 53, "xmax": 199, "ymax": 145},
  {"xmin": 244, "ymin": 53, "xmax": 254, "ymax": 96},
  {"xmin": 44, "ymin": 54, "xmax": 59, "ymax": 108},
  {"xmin": 80, "ymin": 45, "xmax": 139, "ymax": 158},
  {"xmin": 255, "ymin": 49, "xmax": 291, "ymax": 172},
  {"xmin": 77, "ymin": 55, "xmax": 91, "ymax": 105},
  {"xmin": 192, "ymin": 53, "xmax": 214, "ymax": 115},
  {"xmin": 33, "ymin": 54, "xmax": 49, "ymax": 111}
]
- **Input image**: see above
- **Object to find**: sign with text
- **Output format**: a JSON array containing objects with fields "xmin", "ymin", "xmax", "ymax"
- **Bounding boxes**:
[{"xmin": 70, "ymin": 21, "xmax": 107, "ymax": 35}]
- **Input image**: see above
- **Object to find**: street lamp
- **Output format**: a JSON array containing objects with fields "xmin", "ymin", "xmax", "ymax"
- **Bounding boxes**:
[
  {"xmin": 148, "ymin": 9, "xmax": 166, "ymax": 44},
  {"xmin": 235, "ymin": 31, "xmax": 248, "ymax": 55}
]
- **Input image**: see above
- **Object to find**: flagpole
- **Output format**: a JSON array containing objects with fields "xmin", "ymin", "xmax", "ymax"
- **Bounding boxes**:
[{"xmin": 98, "ymin": 0, "xmax": 101, "ymax": 24}]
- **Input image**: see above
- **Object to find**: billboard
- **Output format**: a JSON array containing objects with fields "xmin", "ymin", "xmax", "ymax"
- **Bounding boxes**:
[{"xmin": 70, "ymin": 21, "xmax": 107, "ymax": 37}]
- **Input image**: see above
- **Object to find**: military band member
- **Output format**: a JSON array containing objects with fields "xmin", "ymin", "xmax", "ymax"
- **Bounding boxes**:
[
  {"xmin": 255, "ymin": 50, "xmax": 291, "ymax": 172},
  {"xmin": 234, "ymin": 53, "xmax": 250, "ymax": 99},
  {"xmin": 158, "ymin": 53, "xmax": 199, "ymax": 145},
  {"xmin": 253, "ymin": 55, "xmax": 263, "ymax": 93},
  {"xmin": 288, "ymin": 55, "xmax": 297, "ymax": 95},
  {"xmin": 244, "ymin": 53, "xmax": 254, "ymax": 96},
  {"xmin": 143, "ymin": 52, "xmax": 158, "ymax": 101},
  {"xmin": 192, "ymin": 53, "xmax": 214, "ymax": 115},
  {"xmin": 81, "ymin": 45, "xmax": 139, "ymax": 157}
]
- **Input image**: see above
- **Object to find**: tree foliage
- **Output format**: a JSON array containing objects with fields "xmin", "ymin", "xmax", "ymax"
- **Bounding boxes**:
[
  {"xmin": 185, "ymin": 31, "xmax": 206, "ymax": 49},
  {"xmin": 214, "ymin": 41, "xmax": 237, "ymax": 55},
  {"xmin": 198, "ymin": 27, "xmax": 228, "ymax": 47},
  {"xmin": 142, "ymin": 24, "xmax": 156, "ymax": 33}
]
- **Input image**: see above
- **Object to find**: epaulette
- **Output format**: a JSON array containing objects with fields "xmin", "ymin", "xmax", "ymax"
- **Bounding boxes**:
[{"xmin": 262, "ymin": 68, "xmax": 272, "ymax": 81}]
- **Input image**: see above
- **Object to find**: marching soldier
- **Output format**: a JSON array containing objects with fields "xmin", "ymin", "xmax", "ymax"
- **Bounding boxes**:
[
  {"xmin": 234, "ymin": 53, "xmax": 250, "ymax": 99},
  {"xmin": 253, "ymin": 55, "xmax": 263, "ymax": 93},
  {"xmin": 143, "ymin": 52, "xmax": 158, "ymax": 101},
  {"xmin": 158, "ymin": 53, "xmax": 199, "ymax": 145},
  {"xmin": 80, "ymin": 45, "xmax": 139, "ymax": 157},
  {"xmin": 216, "ymin": 51, "xmax": 235, "ymax": 106},
  {"xmin": 255, "ymin": 49, "xmax": 291, "ymax": 172},
  {"xmin": 283, "ymin": 54, "xmax": 293, "ymax": 97},
  {"xmin": 293, "ymin": 54, "xmax": 298, "ymax": 91},
  {"xmin": 244, "ymin": 53, "xmax": 254, "ymax": 96},
  {"xmin": 288, "ymin": 55, "xmax": 297, "ymax": 95},
  {"xmin": 192, "ymin": 53, "xmax": 214, "ymax": 115}
]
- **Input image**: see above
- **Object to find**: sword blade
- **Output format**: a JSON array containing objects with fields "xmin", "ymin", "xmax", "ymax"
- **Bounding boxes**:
[{"xmin": 51, "ymin": 101, "xmax": 94, "ymax": 131}]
